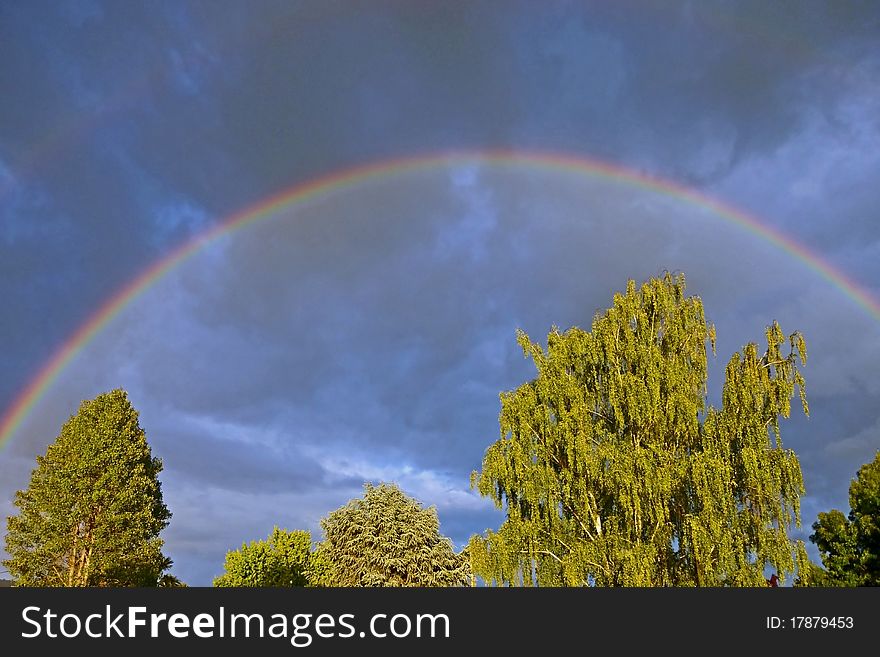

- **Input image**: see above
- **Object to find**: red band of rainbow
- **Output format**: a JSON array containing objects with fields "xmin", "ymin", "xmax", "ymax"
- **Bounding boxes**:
[{"xmin": 2, "ymin": 149, "xmax": 878, "ymax": 449}]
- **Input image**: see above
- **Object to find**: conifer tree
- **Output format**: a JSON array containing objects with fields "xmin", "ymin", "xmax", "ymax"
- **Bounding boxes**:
[
  {"xmin": 4, "ymin": 389, "xmax": 172, "ymax": 586},
  {"xmin": 808, "ymin": 450, "xmax": 880, "ymax": 586},
  {"xmin": 317, "ymin": 482, "xmax": 470, "ymax": 586}
]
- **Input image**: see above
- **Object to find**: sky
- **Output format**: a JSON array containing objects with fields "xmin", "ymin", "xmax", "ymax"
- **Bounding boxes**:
[{"xmin": 1, "ymin": 0, "xmax": 879, "ymax": 586}]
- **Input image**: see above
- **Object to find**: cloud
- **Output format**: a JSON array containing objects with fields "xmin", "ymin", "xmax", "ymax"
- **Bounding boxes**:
[
  {"xmin": 6, "ymin": 164, "xmax": 876, "ymax": 582},
  {"xmin": 823, "ymin": 417, "xmax": 880, "ymax": 460},
  {"xmin": 151, "ymin": 200, "xmax": 210, "ymax": 247},
  {"xmin": 3, "ymin": 2, "xmax": 880, "ymax": 583}
]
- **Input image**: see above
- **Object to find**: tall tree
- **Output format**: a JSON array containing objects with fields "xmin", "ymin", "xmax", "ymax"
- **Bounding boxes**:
[
  {"xmin": 317, "ymin": 482, "xmax": 471, "ymax": 586},
  {"xmin": 3, "ymin": 389, "xmax": 172, "ymax": 586},
  {"xmin": 469, "ymin": 273, "xmax": 812, "ymax": 586},
  {"xmin": 808, "ymin": 450, "xmax": 880, "ymax": 586},
  {"xmin": 213, "ymin": 527, "xmax": 314, "ymax": 587}
]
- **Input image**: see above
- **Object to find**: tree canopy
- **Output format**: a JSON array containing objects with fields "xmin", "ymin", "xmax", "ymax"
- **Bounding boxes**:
[
  {"xmin": 213, "ymin": 526, "xmax": 314, "ymax": 587},
  {"xmin": 807, "ymin": 450, "xmax": 880, "ymax": 586},
  {"xmin": 3, "ymin": 389, "xmax": 172, "ymax": 586},
  {"xmin": 468, "ymin": 273, "xmax": 811, "ymax": 586},
  {"xmin": 316, "ymin": 482, "xmax": 471, "ymax": 586}
]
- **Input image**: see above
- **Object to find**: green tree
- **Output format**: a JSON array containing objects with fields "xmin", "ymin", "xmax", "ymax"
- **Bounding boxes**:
[
  {"xmin": 304, "ymin": 540, "xmax": 336, "ymax": 587},
  {"xmin": 317, "ymin": 482, "xmax": 471, "ymax": 586},
  {"xmin": 807, "ymin": 450, "xmax": 880, "ymax": 586},
  {"xmin": 213, "ymin": 526, "xmax": 314, "ymax": 587},
  {"xmin": 3, "ymin": 389, "xmax": 172, "ymax": 586},
  {"xmin": 469, "ymin": 273, "xmax": 812, "ymax": 586},
  {"xmin": 158, "ymin": 574, "xmax": 188, "ymax": 587}
]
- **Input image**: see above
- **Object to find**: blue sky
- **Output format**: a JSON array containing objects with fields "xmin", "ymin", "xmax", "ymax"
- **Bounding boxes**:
[{"xmin": 1, "ymin": 1, "xmax": 879, "ymax": 585}]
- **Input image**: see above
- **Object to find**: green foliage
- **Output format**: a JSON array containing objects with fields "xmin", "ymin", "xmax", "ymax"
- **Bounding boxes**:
[
  {"xmin": 317, "ymin": 482, "xmax": 471, "ymax": 586},
  {"xmin": 158, "ymin": 574, "xmax": 188, "ymax": 587},
  {"xmin": 304, "ymin": 540, "xmax": 337, "ymax": 588},
  {"xmin": 469, "ymin": 273, "xmax": 811, "ymax": 586},
  {"xmin": 3, "ymin": 389, "xmax": 172, "ymax": 586},
  {"xmin": 807, "ymin": 450, "xmax": 880, "ymax": 586},
  {"xmin": 213, "ymin": 527, "xmax": 313, "ymax": 587}
]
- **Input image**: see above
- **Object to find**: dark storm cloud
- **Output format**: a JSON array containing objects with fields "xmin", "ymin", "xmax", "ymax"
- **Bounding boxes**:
[
  {"xmin": 2, "ymin": 1, "xmax": 879, "ymax": 583},
  {"xmin": 155, "ymin": 423, "xmax": 355, "ymax": 496},
  {"xmin": 489, "ymin": 1, "xmax": 879, "ymax": 176},
  {"xmin": 21, "ymin": 162, "xmax": 874, "ymax": 586},
  {"xmin": 0, "ymin": 0, "xmax": 232, "ymax": 407},
  {"xmin": 2, "ymin": 0, "xmax": 876, "ymax": 392},
  {"xmin": 53, "ymin": 167, "xmax": 823, "ymax": 466}
]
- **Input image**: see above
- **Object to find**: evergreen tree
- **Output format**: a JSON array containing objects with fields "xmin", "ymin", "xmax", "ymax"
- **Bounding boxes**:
[
  {"xmin": 808, "ymin": 450, "xmax": 880, "ymax": 586},
  {"xmin": 4, "ymin": 389, "xmax": 172, "ymax": 586},
  {"xmin": 469, "ymin": 273, "xmax": 811, "ymax": 586},
  {"xmin": 317, "ymin": 482, "xmax": 470, "ymax": 586}
]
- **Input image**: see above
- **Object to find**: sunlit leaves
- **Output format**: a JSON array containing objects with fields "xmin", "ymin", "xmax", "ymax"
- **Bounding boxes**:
[
  {"xmin": 807, "ymin": 450, "xmax": 880, "ymax": 586},
  {"xmin": 3, "ymin": 389, "xmax": 172, "ymax": 586},
  {"xmin": 213, "ymin": 527, "xmax": 313, "ymax": 587},
  {"xmin": 316, "ymin": 482, "xmax": 471, "ymax": 586},
  {"xmin": 469, "ymin": 273, "xmax": 810, "ymax": 586}
]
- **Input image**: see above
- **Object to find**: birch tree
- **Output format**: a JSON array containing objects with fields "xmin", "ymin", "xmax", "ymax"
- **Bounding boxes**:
[{"xmin": 469, "ymin": 273, "xmax": 811, "ymax": 586}]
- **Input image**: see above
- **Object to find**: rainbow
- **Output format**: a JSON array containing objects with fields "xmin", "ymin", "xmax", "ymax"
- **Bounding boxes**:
[{"xmin": 2, "ymin": 149, "xmax": 879, "ymax": 450}]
